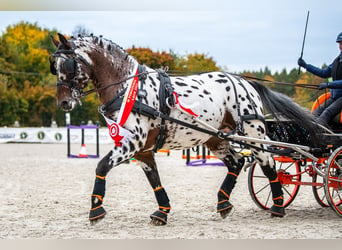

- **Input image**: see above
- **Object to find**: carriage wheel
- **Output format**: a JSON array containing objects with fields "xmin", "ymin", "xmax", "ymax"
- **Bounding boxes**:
[
  {"xmin": 324, "ymin": 146, "xmax": 342, "ymax": 217},
  {"xmin": 312, "ymin": 171, "xmax": 329, "ymax": 207},
  {"xmin": 248, "ymin": 157, "xmax": 301, "ymax": 210}
]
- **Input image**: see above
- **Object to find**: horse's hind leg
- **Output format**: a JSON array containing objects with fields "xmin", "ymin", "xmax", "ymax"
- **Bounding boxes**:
[
  {"xmin": 251, "ymin": 145, "xmax": 285, "ymax": 217},
  {"xmin": 259, "ymin": 160, "xmax": 285, "ymax": 217},
  {"xmin": 135, "ymin": 151, "xmax": 171, "ymax": 226},
  {"xmin": 246, "ymin": 122, "xmax": 285, "ymax": 217}
]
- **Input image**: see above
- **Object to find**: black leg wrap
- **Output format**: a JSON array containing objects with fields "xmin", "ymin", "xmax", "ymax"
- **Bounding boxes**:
[
  {"xmin": 269, "ymin": 179, "xmax": 285, "ymax": 217},
  {"xmin": 260, "ymin": 165, "xmax": 285, "ymax": 217},
  {"xmin": 89, "ymin": 177, "xmax": 107, "ymax": 221},
  {"xmin": 217, "ymin": 199, "xmax": 233, "ymax": 213},
  {"xmin": 154, "ymin": 187, "xmax": 171, "ymax": 213},
  {"xmin": 215, "ymin": 155, "xmax": 243, "ymax": 217},
  {"xmin": 92, "ymin": 177, "xmax": 106, "ymax": 198},
  {"xmin": 216, "ymin": 171, "xmax": 239, "ymax": 215},
  {"xmin": 89, "ymin": 206, "xmax": 107, "ymax": 221},
  {"xmin": 270, "ymin": 181, "xmax": 283, "ymax": 199},
  {"xmin": 150, "ymin": 187, "xmax": 170, "ymax": 225},
  {"xmin": 217, "ymin": 157, "xmax": 243, "ymax": 201},
  {"xmin": 218, "ymin": 174, "xmax": 236, "ymax": 201}
]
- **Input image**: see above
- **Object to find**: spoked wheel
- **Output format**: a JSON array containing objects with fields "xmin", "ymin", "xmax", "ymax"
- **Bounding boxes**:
[
  {"xmin": 248, "ymin": 156, "xmax": 301, "ymax": 210},
  {"xmin": 312, "ymin": 167, "xmax": 329, "ymax": 207},
  {"xmin": 324, "ymin": 146, "xmax": 342, "ymax": 217}
]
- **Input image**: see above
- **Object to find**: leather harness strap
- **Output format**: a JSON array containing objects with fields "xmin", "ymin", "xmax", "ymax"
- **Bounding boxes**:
[
  {"xmin": 99, "ymin": 66, "xmax": 175, "ymax": 152},
  {"xmin": 153, "ymin": 69, "xmax": 174, "ymax": 152}
]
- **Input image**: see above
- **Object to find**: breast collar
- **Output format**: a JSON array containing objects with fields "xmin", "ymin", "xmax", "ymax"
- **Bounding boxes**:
[{"xmin": 100, "ymin": 63, "xmax": 142, "ymax": 146}]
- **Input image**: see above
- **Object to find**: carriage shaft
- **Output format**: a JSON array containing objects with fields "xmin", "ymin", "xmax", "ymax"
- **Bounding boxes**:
[{"xmin": 227, "ymin": 134, "xmax": 318, "ymax": 162}]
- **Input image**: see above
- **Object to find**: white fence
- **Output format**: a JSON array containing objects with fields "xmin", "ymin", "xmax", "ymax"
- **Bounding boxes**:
[{"xmin": 0, "ymin": 127, "xmax": 113, "ymax": 144}]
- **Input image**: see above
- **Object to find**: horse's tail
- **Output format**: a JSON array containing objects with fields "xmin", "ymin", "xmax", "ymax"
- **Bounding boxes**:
[{"xmin": 249, "ymin": 80, "xmax": 323, "ymax": 147}]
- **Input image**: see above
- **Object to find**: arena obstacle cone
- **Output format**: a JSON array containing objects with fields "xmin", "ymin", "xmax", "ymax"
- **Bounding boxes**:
[
  {"xmin": 67, "ymin": 124, "xmax": 100, "ymax": 158},
  {"xmin": 78, "ymin": 144, "xmax": 88, "ymax": 158}
]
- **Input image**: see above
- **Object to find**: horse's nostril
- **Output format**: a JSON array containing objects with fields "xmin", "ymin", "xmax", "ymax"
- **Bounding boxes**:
[{"xmin": 60, "ymin": 101, "xmax": 70, "ymax": 110}]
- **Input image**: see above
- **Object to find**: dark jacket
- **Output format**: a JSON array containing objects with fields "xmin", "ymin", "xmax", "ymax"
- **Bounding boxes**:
[{"xmin": 307, "ymin": 53, "xmax": 342, "ymax": 99}]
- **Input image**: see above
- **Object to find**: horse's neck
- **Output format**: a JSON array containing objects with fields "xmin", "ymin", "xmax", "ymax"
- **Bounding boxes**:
[{"xmin": 94, "ymin": 53, "xmax": 138, "ymax": 104}]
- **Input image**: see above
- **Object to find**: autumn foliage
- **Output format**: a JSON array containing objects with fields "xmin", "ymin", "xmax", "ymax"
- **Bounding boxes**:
[{"xmin": 127, "ymin": 47, "xmax": 175, "ymax": 69}]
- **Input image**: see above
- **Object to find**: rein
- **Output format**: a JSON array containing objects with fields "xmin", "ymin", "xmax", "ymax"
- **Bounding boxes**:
[
  {"xmin": 81, "ymin": 70, "xmax": 320, "ymax": 100},
  {"xmin": 81, "ymin": 70, "xmax": 158, "ymax": 98},
  {"xmin": 167, "ymin": 70, "xmax": 321, "ymax": 90},
  {"xmin": 239, "ymin": 75, "xmax": 320, "ymax": 90}
]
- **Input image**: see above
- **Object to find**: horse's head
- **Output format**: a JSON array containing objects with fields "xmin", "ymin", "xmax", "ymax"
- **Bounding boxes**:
[{"xmin": 50, "ymin": 33, "xmax": 91, "ymax": 111}]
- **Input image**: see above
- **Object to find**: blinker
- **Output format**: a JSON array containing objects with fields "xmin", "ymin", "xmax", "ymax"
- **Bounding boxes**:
[
  {"xmin": 49, "ymin": 57, "xmax": 57, "ymax": 75},
  {"xmin": 49, "ymin": 56, "xmax": 76, "ymax": 76},
  {"xmin": 64, "ymin": 58, "xmax": 76, "ymax": 75}
]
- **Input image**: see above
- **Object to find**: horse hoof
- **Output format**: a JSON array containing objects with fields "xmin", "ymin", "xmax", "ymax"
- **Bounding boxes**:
[
  {"xmin": 270, "ymin": 212, "xmax": 285, "ymax": 218},
  {"xmin": 269, "ymin": 205, "xmax": 285, "ymax": 218},
  {"xmin": 150, "ymin": 217, "xmax": 167, "ymax": 226},
  {"xmin": 219, "ymin": 207, "xmax": 233, "ymax": 219},
  {"xmin": 89, "ymin": 206, "xmax": 107, "ymax": 225},
  {"xmin": 90, "ymin": 216, "xmax": 105, "ymax": 225},
  {"xmin": 217, "ymin": 200, "xmax": 234, "ymax": 219},
  {"xmin": 150, "ymin": 210, "xmax": 168, "ymax": 226}
]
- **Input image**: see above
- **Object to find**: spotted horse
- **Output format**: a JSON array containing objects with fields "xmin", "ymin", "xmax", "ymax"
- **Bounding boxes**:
[{"xmin": 50, "ymin": 33, "xmax": 322, "ymax": 225}]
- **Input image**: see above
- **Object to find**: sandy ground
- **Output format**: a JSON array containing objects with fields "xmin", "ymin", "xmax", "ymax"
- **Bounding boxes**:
[{"xmin": 1, "ymin": 143, "xmax": 342, "ymax": 239}]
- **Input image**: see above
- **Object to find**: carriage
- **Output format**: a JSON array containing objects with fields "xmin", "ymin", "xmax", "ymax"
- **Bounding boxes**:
[
  {"xmin": 50, "ymin": 33, "xmax": 342, "ymax": 225},
  {"xmin": 247, "ymin": 97, "xmax": 342, "ymax": 218}
]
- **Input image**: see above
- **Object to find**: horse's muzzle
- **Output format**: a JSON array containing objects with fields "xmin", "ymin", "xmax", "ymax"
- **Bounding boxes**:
[{"xmin": 58, "ymin": 99, "xmax": 77, "ymax": 111}]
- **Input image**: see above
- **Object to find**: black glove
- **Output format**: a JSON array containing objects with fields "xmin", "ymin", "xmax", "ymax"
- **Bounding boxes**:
[
  {"xmin": 318, "ymin": 82, "xmax": 329, "ymax": 90},
  {"xmin": 297, "ymin": 58, "xmax": 307, "ymax": 68}
]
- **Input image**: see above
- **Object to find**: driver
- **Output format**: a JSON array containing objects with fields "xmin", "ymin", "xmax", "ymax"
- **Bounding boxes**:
[{"xmin": 298, "ymin": 32, "xmax": 342, "ymax": 125}]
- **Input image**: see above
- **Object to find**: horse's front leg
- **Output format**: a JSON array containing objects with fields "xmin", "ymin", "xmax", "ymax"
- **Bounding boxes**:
[
  {"xmin": 217, "ymin": 154, "xmax": 245, "ymax": 219},
  {"xmin": 206, "ymin": 138, "xmax": 244, "ymax": 219},
  {"xmin": 89, "ymin": 143, "xmax": 136, "ymax": 224},
  {"xmin": 135, "ymin": 151, "xmax": 171, "ymax": 226}
]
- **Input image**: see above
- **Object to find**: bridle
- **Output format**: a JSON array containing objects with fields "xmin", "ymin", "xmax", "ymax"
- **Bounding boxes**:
[{"xmin": 50, "ymin": 41, "xmax": 91, "ymax": 104}]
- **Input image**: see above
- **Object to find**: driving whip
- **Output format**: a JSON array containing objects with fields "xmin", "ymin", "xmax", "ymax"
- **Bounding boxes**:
[{"xmin": 298, "ymin": 10, "xmax": 310, "ymax": 75}]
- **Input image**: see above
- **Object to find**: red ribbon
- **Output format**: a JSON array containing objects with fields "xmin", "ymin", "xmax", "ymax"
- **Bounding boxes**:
[
  {"xmin": 105, "ymin": 68, "xmax": 139, "ymax": 146},
  {"xmin": 173, "ymin": 92, "xmax": 198, "ymax": 117}
]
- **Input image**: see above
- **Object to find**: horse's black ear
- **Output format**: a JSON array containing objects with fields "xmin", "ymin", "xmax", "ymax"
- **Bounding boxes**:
[
  {"xmin": 50, "ymin": 35, "xmax": 59, "ymax": 48},
  {"xmin": 58, "ymin": 33, "xmax": 72, "ymax": 49}
]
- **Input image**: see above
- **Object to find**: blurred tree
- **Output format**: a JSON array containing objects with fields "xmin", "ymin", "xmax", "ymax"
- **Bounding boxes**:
[
  {"xmin": 0, "ymin": 22, "xmax": 59, "ymax": 126},
  {"xmin": 174, "ymin": 53, "xmax": 219, "ymax": 73},
  {"xmin": 0, "ymin": 77, "xmax": 28, "ymax": 126},
  {"xmin": 294, "ymin": 73, "xmax": 322, "ymax": 109},
  {"xmin": 269, "ymin": 69, "xmax": 295, "ymax": 96},
  {"xmin": 287, "ymin": 68, "xmax": 301, "ymax": 84},
  {"xmin": 241, "ymin": 71, "xmax": 255, "ymax": 77},
  {"xmin": 0, "ymin": 21, "xmax": 58, "ymax": 90},
  {"xmin": 127, "ymin": 46, "xmax": 175, "ymax": 69}
]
